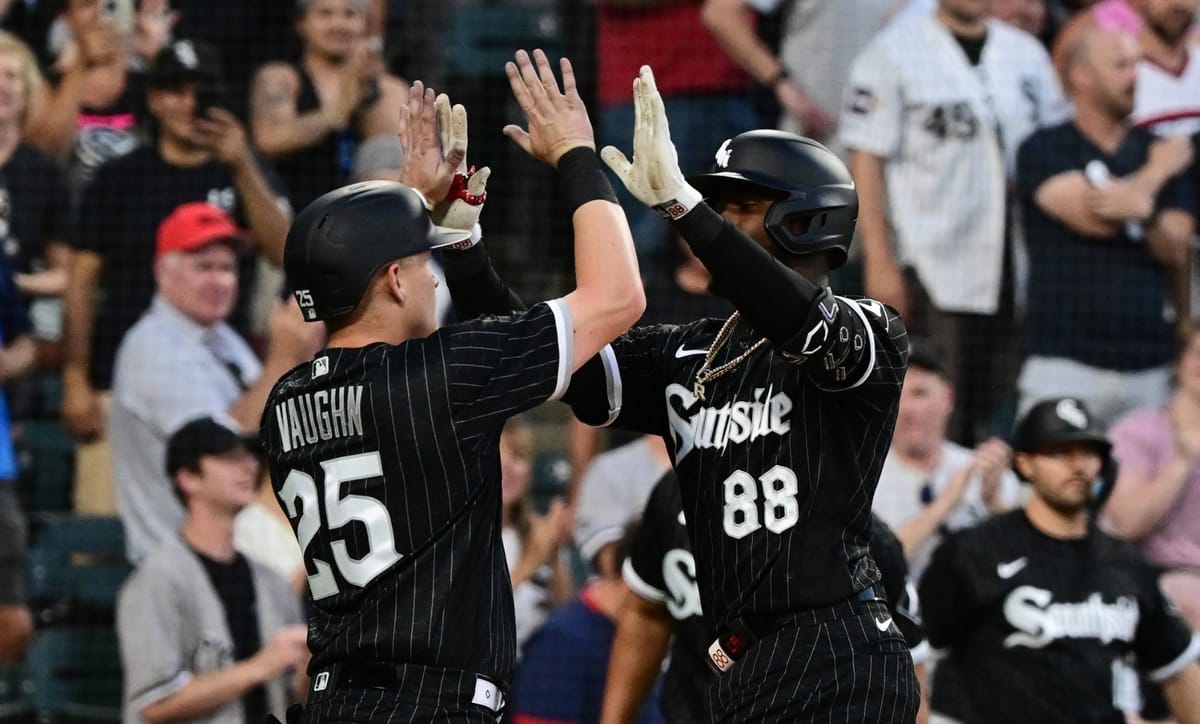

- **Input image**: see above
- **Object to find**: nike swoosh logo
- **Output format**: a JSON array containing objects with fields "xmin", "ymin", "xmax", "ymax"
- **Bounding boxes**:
[
  {"xmin": 874, "ymin": 616, "xmax": 893, "ymax": 632},
  {"xmin": 996, "ymin": 557, "xmax": 1028, "ymax": 579},
  {"xmin": 675, "ymin": 345, "xmax": 708, "ymax": 359}
]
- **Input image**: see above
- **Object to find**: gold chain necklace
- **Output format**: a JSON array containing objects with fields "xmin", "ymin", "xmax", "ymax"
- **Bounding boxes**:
[{"xmin": 692, "ymin": 312, "xmax": 769, "ymax": 402}]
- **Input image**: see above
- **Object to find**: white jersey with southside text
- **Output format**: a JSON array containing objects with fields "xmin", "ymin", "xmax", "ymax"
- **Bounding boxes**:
[
  {"xmin": 839, "ymin": 16, "xmax": 1068, "ymax": 314},
  {"xmin": 1133, "ymin": 51, "xmax": 1200, "ymax": 136}
]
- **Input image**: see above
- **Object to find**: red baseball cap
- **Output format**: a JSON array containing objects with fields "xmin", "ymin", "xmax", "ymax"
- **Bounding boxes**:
[{"xmin": 156, "ymin": 202, "xmax": 246, "ymax": 259}]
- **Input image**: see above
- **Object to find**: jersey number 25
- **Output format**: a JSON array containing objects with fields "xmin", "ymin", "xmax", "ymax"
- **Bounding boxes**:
[{"xmin": 278, "ymin": 451, "xmax": 402, "ymax": 600}]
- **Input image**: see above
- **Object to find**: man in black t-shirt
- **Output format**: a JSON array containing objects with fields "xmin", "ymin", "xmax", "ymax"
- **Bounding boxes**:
[
  {"xmin": 116, "ymin": 416, "xmax": 308, "ymax": 724},
  {"xmin": 920, "ymin": 397, "xmax": 1200, "ymax": 723},
  {"xmin": 261, "ymin": 53, "xmax": 644, "ymax": 722},
  {"xmin": 249, "ymin": 0, "xmax": 407, "ymax": 215},
  {"xmin": 61, "ymin": 39, "xmax": 290, "ymax": 494},
  {"xmin": 1015, "ymin": 23, "xmax": 1197, "ymax": 429}
]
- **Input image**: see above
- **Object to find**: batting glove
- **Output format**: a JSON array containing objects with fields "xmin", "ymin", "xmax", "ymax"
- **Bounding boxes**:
[
  {"xmin": 434, "ymin": 166, "xmax": 490, "ymax": 249},
  {"xmin": 430, "ymin": 94, "xmax": 490, "ymax": 249},
  {"xmin": 600, "ymin": 65, "xmax": 703, "ymax": 221}
]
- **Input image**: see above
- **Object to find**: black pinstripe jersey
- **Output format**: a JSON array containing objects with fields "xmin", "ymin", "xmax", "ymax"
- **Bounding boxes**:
[
  {"xmin": 260, "ymin": 302, "xmax": 572, "ymax": 683},
  {"xmin": 626, "ymin": 471, "xmax": 925, "ymax": 724},
  {"xmin": 567, "ymin": 295, "xmax": 908, "ymax": 630},
  {"xmin": 920, "ymin": 510, "xmax": 1200, "ymax": 724}
]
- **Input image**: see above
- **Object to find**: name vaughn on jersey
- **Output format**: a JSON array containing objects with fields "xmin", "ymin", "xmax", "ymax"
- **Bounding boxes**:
[
  {"xmin": 1004, "ymin": 586, "xmax": 1139, "ymax": 649},
  {"xmin": 273, "ymin": 385, "xmax": 365, "ymax": 452}
]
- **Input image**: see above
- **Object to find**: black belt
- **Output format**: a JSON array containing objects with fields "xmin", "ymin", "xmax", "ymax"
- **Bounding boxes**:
[
  {"xmin": 707, "ymin": 586, "xmax": 880, "ymax": 674},
  {"xmin": 307, "ymin": 660, "xmax": 506, "ymax": 714}
]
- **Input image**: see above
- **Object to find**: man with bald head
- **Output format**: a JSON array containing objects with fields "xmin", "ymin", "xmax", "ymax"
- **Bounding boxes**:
[{"xmin": 1014, "ymin": 23, "xmax": 1196, "ymax": 429}]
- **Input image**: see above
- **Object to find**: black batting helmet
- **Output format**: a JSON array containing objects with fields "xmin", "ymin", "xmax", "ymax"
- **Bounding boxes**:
[
  {"xmin": 1011, "ymin": 397, "xmax": 1117, "ymax": 511},
  {"xmin": 688, "ymin": 130, "xmax": 858, "ymax": 269},
  {"xmin": 284, "ymin": 181, "xmax": 471, "ymax": 322}
]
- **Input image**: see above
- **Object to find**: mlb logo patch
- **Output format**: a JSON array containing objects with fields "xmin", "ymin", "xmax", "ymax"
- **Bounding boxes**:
[
  {"xmin": 312, "ymin": 356, "xmax": 329, "ymax": 379},
  {"xmin": 313, "ymin": 671, "xmax": 330, "ymax": 692}
]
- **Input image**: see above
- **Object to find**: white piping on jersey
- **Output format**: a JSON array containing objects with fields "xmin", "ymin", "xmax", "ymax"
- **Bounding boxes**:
[
  {"xmin": 546, "ymin": 298, "xmax": 573, "ymax": 401},
  {"xmin": 623, "ymin": 556, "xmax": 668, "ymax": 603},
  {"xmin": 1148, "ymin": 634, "xmax": 1200, "ymax": 683},
  {"xmin": 599, "ymin": 344, "xmax": 621, "ymax": 426}
]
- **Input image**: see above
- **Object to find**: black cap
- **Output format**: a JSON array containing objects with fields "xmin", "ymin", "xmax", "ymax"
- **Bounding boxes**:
[
  {"xmin": 1011, "ymin": 397, "xmax": 1111, "ymax": 455},
  {"xmin": 906, "ymin": 336, "xmax": 948, "ymax": 379},
  {"xmin": 148, "ymin": 39, "xmax": 223, "ymax": 90},
  {"xmin": 165, "ymin": 417, "xmax": 259, "ymax": 478}
]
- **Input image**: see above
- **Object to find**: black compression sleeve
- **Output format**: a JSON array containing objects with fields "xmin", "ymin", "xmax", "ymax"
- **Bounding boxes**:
[
  {"xmin": 441, "ymin": 244, "xmax": 526, "ymax": 319},
  {"xmin": 672, "ymin": 204, "xmax": 823, "ymax": 344}
]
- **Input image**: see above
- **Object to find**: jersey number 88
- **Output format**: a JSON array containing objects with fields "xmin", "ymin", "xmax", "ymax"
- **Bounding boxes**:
[{"xmin": 723, "ymin": 465, "xmax": 800, "ymax": 539}]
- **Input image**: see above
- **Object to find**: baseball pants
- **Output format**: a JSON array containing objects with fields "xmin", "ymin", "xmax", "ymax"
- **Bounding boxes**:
[{"xmin": 707, "ymin": 598, "xmax": 919, "ymax": 723}]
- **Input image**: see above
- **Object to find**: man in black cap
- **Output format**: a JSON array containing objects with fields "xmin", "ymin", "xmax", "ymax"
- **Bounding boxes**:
[
  {"xmin": 919, "ymin": 397, "xmax": 1200, "ymax": 723},
  {"xmin": 117, "ymin": 416, "xmax": 308, "ymax": 724},
  {"xmin": 61, "ymin": 38, "xmax": 292, "ymax": 512}
]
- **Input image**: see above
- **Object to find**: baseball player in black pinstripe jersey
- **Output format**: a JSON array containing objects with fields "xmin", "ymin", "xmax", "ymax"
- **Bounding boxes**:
[
  {"xmin": 571, "ymin": 67, "xmax": 917, "ymax": 724},
  {"xmin": 441, "ymin": 65, "xmax": 918, "ymax": 722},
  {"xmin": 920, "ymin": 397, "xmax": 1200, "ymax": 723},
  {"xmin": 601, "ymin": 469, "xmax": 927, "ymax": 724},
  {"xmin": 259, "ymin": 50, "xmax": 645, "ymax": 723}
]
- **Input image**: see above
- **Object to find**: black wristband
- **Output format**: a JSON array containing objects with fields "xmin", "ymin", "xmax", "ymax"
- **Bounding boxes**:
[
  {"xmin": 766, "ymin": 67, "xmax": 790, "ymax": 88},
  {"xmin": 557, "ymin": 147, "xmax": 618, "ymax": 214}
]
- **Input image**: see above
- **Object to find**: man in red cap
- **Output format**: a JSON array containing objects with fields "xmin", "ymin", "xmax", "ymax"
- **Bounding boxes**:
[
  {"xmin": 109, "ymin": 202, "xmax": 321, "ymax": 563},
  {"xmin": 62, "ymin": 38, "xmax": 291, "ymax": 516}
]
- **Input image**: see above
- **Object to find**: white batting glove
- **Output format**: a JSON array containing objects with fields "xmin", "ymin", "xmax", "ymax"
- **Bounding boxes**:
[
  {"xmin": 430, "ymin": 94, "xmax": 490, "ymax": 249},
  {"xmin": 600, "ymin": 65, "xmax": 703, "ymax": 221},
  {"xmin": 435, "ymin": 166, "xmax": 490, "ymax": 249}
]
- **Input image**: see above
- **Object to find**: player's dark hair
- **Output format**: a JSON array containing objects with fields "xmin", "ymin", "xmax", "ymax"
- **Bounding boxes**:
[{"xmin": 170, "ymin": 463, "xmax": 201, "ymax": 508}]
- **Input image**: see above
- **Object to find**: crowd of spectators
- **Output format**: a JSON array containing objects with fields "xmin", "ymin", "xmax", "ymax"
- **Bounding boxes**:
[{"xmin": 0, "ymin": 0, "xmax": 1197, "ymax": 722}]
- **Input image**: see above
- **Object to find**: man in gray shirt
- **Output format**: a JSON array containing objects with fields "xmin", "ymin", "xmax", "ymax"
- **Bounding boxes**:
[
  {"xmin": 117, "ymin": 416, "xmax": 308, "ymax": 724},
  {"xmin": 109, "ymin": 202, "xmax": 319, "ymax": 562}
]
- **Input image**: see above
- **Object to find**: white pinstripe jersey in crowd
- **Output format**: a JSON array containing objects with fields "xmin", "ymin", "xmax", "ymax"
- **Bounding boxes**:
[
  {"xmin": 260, "ymin": 301, "xmax": 572, "ymax": 686},
  {"xmin": 839, "ymin": 15, "xmax": 1069, "ymax": 314},
  {"xmin": 1133, "ymin": 49, "xmax": 1200, "ymax": 137}
]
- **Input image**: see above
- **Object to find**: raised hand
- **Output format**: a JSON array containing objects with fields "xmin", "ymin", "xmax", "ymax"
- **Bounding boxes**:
[
  {"xmin": 432, "ymin": 92, "xmax": 489, "ymax": 239},
  {"xmin": 398, "ymin": 81, "xmax": 464, "ymax": 205},
  {"xmin": 599, "ymin": 65, "xmax": 702, "ymax": 220},
  {"xmin": 194, "ymin": 108, "xmax": 253, "ymax": 170},
  {"xmin": 502, "ymin": 49, "xmax": 594, "ymax": 167}
]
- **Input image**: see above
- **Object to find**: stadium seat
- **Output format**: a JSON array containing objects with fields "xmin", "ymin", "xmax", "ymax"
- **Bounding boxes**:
[
  {"xmin": 0, "ymin": 664, "xmax": 32, "ymax": 724},
  {"xmin": 15, "ymin": 421, "xmax": 75, "ymax": 514},
  {"xmin": 22, "ymin": 627, "xmax": 121, "ymax": 724},
  {"xmin": 441, "ymin": 6, "xmax": 562, "ymax": 81},
  {"xmin": 27, "ymin": 517, "xmax": 130, "ymax": 627}
]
